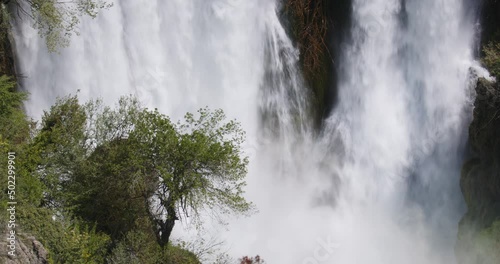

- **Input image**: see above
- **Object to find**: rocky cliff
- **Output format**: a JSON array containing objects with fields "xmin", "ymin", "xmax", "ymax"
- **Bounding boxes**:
[
  {"xmin": 282, "ymin": 0, "xmax": 351, "ymax": 128},
  {"xmin": 0, "ymin": 232, "xmax": 48, "ymax": 264},
  {"xmin": 456, "ymin": 0, "xmax": 500, "ymax": 263}
]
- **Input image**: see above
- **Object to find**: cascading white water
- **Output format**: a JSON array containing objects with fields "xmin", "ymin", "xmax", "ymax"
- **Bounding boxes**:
[
  {"xmin": 14, "ymin": 0, "xmax": 480, "ymax": 263},
  {"xmin": 14, "ymin": 0, "xmax": 272, "ymax": 126},
  {"xmin": 316, "ymin": 0, "xmax": 477, "ymax": 262}
]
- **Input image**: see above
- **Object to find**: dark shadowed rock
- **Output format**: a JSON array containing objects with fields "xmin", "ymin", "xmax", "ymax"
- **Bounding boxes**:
[{"xmin": 457, "ymin": 78, "xmax": 500, "ymax": 263}]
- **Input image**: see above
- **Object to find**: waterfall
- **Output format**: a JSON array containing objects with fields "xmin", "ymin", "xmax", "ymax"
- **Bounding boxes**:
[
  {"xmin": 317, "ymin": 0, "xmax": 476, "ymax": 262},
  {"xmin": 14, "ymin": 0, "xmax": 479, "ymax": 263}
]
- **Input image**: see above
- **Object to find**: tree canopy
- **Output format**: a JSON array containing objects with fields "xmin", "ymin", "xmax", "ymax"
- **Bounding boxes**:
[
  {"xmin": 0, "ymin": 85, "xmax": 254, "ymax": 262},
  {"xmin": 9, "ymin": 0, "xmax": 111, "ymax": 51},
  {"xmin": 131, "ymin": 107, "xmax": 252, "ymax": 247},
  {"xmin": 36, "ymin": 95, "xmax": 253, "ymax": 248}
]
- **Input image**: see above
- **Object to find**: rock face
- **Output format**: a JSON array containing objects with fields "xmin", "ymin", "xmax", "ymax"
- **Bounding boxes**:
[
  {"xmin": 457, "ymin": 78, "xmax": 500, "ymax": 263},
  {"xmin": 460, "ymin": 78, "xmax": 500, "ymax": 230},
  {"xmin": 456, "ymin": 1, "xmax": 500, "ymax": 262},
  {"xmin": 282, "ymin": 0, "xmax": 351, "ymax": 127},
  {"xmin": 479, "ymin": 0, "xmax": 500, "ymax": 48},
  {"xmin": 0, "ymin": 234, "xmax": 48, "ymax": 264}
]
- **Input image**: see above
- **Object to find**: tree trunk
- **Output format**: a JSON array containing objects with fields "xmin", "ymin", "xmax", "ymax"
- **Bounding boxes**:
[
  {"xmin": 144, "ymin": 194, "xmax": 178, "ymax": 248},
  {"xmin": 156, "ymin": 203, "xmax": 178, "ymax": 248}
]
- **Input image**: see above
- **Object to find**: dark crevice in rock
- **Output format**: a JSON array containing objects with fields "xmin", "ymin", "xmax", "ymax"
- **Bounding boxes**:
[
  {"xmin": 478, "ymin": 0, "xmax": 500, "ymax": 47},
  {"xmin": 322, "ymin": 0, "xmax": 351, "ymax": 121},
  {"xmin": 281, "ymin": 0, "xmax": 352, "ymax": 129}
]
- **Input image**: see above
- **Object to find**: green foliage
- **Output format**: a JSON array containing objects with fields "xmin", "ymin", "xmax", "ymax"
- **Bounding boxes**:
[
  {"xmin": 173, "ymin": 233, "xmax": 229, "ymax": 263},
  {"xmin": 0, "ymin": 76, "xmax": 38, "ymax": 230},
  {"xmin": 58, "ymin": 97, "xmax": 150, "ymax": 240},
  {"xmin": 19, "ymin": 0, "xmax": 112, "ymax": 52},
  {"xmin": 18, "ymin": 206, "xmax": 111, "ymax": 264},
  {"xmin": 33, "ymin": 95, "xmax": 252, "ymax": 255},
  {"xmin": 130, "ymin": 107, "xmax": 253, "ymax": 246},
  {"xmin": 70, "ymin": 137, "xmax": 153, "ymax": 240},
  {"xmin": 108, "ymin": 229, "xmax": 162, "ymax": 264},
  {"xmin": 483, "ymin": 41, "xmax": 500, "ymax": 78},
  {"xmin": 164, "ymin": 244, "xmax": 201, "ymax": 264},
  {"xmin": 0, "ymin": 75, "xmax": 29, "ymax": 145},
  {"xmin": 1, "ymin": 93, "xmax": 251, "ymax": 262},
  {"xmin": 0, "ymin": 5, "xmax": 11, "ymax": 43},
  {"xmin": 133, "ymin": 107, "xmax": 253, "ymax": 221},
  {"xmin": 108, "ymin": 230, "xmax": 201, "ymax": 264},
  {"xmin": 33, "ymin": 95, "xmax": 88, "ymax": 207},
  {"xmin": 0, "ymin": 89, "xmax": 110, "ymax": 263},
  {"xmin": 44, "ymin": 97, "xmax": 253, "ymax": 247}
]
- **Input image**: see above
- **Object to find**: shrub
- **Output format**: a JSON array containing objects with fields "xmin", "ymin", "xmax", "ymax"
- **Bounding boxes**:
[{"xmin": 483, "ymin": 41, "xmax": 500, "ymax": 78}]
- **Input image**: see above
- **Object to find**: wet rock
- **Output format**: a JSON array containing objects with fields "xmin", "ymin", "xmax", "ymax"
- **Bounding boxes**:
[{"xmin": 457, "ymin": 78, "xmax": 500, "ymax": 263}]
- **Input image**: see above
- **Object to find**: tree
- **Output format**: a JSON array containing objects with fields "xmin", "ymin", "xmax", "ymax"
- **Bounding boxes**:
[
  {"xmin": 9, "ymin": 0, "xmax": 112, "ymax": 52},
  {"xmin": 70, "ymin": 137, "xmax": 154, "ymax": 240},
  {"xmin": 32, "ymin": 96, "xmax": 148, "ymax": 239},
  {"xmin": 42, "ymin": 97, "xmax": 253, "ymax": 248},
  {"xmin": 32, "ymin": 95, "xmax": 88, "ymax": 207},
  {"xmin": 0, "ymin": 75, "xmax": 29, "ymax": 145},
  {"xmin": 3, "ymin": 94, "xmax": 251, "ymax": 261},
  {"xmin": 0, "ymin": 75, "xmax": 34, "ymax": 220},
  {"xmin": 0, "ymin": 86, "xmax": 111, "ymax": 263},
  {"xmin": 130, "ymin": 108, "xmax": 252, "ymax": 247}
]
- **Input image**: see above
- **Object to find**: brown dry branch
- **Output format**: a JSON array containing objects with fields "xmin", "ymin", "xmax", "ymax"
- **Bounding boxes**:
[{"xmin": 285, "ymin": 0, "xmax": 329, "ymax": 81}]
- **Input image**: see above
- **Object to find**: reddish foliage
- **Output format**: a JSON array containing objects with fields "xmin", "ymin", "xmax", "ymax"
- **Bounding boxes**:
[{"xmin": 239, "ymin": 255, "xmax": 265, "ymax": 264}]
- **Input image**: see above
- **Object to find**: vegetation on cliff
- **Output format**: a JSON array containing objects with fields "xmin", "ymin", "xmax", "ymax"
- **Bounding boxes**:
[
  {"xmin": 284, "ymin": 0, "xmax": 329, "ymax": 84},
  {"xmin": 282, "ymin": 0, "xmax": 351, "ymax": 127},
  {"xmin": 1, "ymin": 87, "xmax": 255, "ymax": 263},
  {"xmin": 283, "ymin": 0, "xmax": 331, "ymax": 126}
]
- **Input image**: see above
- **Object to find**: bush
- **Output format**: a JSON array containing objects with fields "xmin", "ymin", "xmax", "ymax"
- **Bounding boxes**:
[
  {"xmin": 483, "ymin": 41, "xmax": 500, "ymax": 78},
  {"xmin": 108, "ymin": 230, "xmax": 201, "ymax": 264},
  {"xmin": 239, "ymin": 255, "xmax": 265, "ymax": 264},
  {"xmin": 108, "ymin": 230, "xmax": 161, "ymax": 264},
  {"xmin": 18, "ymin": 206, "xmax": 111, "ymax": 263},
  {"xmin": 165, "ymin": 245, "xmax": 201, "ymax": 264}
]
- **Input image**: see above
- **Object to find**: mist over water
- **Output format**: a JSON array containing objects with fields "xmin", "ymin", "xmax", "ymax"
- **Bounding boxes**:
[
  {"xmin": 316, "ymin": 0, "xmax": 476, "ymax": 262},
  {"xmin": 14, "ymin": 0, "xmax": 482, "ymax": 263}
]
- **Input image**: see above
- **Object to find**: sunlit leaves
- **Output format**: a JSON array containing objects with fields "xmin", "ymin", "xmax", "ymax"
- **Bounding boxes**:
[
  {"xmin": 38, "ymin": 96, "xmax": 253, "ymax": 248},
  {"xmin": 483, "ymin": 41, "xmax": 500, "ymax": 78},
  {"xmin": 22, "ymin": 0, "xmax": 112, "ymax": 52}
]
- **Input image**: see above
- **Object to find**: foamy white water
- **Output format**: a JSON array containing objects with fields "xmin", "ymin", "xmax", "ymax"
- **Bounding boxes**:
[
  {"xmin": 14, "ymin": 0, "xmax": 479, "ymax": 263},
  {"xmin": 317, "ymin": 0, "xmax": 476, "ymax": 263}
]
